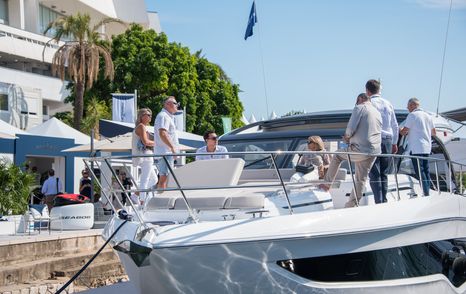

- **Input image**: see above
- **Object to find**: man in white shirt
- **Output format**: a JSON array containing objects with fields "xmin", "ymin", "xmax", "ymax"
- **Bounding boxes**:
[
  {"xmin": 196, "ymin": 130, "xmax": 229, "ymax": 161},
  {"xmin": 366, "ymin": 79, "xmax": 399, "ymax": 204},
  {"xmin": 154, "ymin": 96, "xmax": 180, "ymax": 189},
  {"xmin": 41, "ymin": 169, "xmax": 63, "ymax": 211},
  {"xmin": 400, "ymin": 98, "xmax": 436, "ymax": 196}
]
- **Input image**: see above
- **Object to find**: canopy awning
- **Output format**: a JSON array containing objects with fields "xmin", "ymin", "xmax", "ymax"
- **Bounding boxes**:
[{"xmin": 62, "ymin": 132, "xmax": 196, "ymax": 153}]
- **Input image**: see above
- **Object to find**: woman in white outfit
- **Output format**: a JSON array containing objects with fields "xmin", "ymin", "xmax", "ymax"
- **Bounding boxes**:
[{"xmin": 132, "ymin": 108, "xmax": 157, "ymax": 204}]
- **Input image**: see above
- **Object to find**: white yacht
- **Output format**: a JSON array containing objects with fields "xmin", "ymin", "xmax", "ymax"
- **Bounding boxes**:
[{"xmin": 92, "ymin": 113, "xmax": 466, "ymax": 294}]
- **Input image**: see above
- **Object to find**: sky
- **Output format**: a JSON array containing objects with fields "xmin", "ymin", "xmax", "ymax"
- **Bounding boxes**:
[{"xmin": 144, "ymin": 0, "xmax": 466, "ymax": 123}]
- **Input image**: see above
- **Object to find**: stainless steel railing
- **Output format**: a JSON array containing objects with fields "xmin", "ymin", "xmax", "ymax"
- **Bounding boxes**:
[{"xmin": 84, "ymin": 150, "xmax": 466, "ymax": 226}]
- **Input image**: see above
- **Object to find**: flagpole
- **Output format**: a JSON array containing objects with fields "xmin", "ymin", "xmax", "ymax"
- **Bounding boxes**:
[{"xmin": 255, "ymin": 0, "xmax": 270, "ymax": 116}]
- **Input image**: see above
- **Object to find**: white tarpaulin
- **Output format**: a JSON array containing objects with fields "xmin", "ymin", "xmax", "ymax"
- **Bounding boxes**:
[
  {"xmin": 27, "ymin": 117, "xmax": 90, "ymax": 145},
  {"xmin": 62, "ymin": 132, "xmax": 196, "ymax": 153},
  {"xmin": 0, "ymin": 119, "xmax": 29, "ymax": 136}
]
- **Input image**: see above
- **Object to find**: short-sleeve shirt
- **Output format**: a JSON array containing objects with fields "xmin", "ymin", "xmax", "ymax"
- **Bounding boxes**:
[
  {"xmin": 195, "ymin": 145, "xmax": 229, "ymax": 160},
  {"xmin": 404, "ymin": 108, "xmax": 434, "ymax": 154},
  {"xmin": 154, "ymin": 108, "xmax": 179, "ymax": 155}
]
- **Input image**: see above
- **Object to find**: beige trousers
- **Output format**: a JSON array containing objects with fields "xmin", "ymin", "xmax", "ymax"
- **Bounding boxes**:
[{"xmin": 324, "ymin": 148, "xmax": 376, "ymax": 207}]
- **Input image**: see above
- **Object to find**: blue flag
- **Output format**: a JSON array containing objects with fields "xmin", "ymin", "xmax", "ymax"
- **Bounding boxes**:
[{"xmin": 244, "ymin": 1, "xmax": 258, "ymax": 40}]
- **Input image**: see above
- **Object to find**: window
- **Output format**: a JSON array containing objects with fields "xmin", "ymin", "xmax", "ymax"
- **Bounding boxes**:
[
  {"xmin": 39, "ymin": 5, "xmax": 65, "ymax": 37},
  {"xmin": 278, "ymin": 239, "xmax": 466, "ymax": 287},
  {"xmin": 0, "ymin": 0, "xmax": 8, "ymax": 25},
  {"xmin": 0, "ymin": 93, "xmax": 8, "ymax": 111}
]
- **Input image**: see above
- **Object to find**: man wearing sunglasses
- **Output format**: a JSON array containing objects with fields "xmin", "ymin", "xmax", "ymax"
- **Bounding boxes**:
[
  {"xmin": 154, "ymin": 96, "xmax": 180, "ymax": 189},
  {"xmin": 195, "ymin": 130, "xmax": 229, "ymax": 161}
]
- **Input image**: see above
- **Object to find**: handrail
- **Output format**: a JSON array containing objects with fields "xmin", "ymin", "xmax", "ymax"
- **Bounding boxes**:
[{"xmin": 85, "ymin": 150, "xmax": 466, "ymax": 227}]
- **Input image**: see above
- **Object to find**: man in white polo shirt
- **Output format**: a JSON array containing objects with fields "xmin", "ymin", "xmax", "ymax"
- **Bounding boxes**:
[
  {"xmin": 400, "ymin": 97, "xmax": 436, "ymax": 196},
  {"xmin": 154, "ymin": 96, "xmax": 179, "ymax": 189}
]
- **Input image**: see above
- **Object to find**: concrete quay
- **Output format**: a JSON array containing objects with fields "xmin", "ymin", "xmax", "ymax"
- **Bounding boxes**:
[{"xmin": 0, "ymin": 229, "xmax": 127, "ymax": 294}]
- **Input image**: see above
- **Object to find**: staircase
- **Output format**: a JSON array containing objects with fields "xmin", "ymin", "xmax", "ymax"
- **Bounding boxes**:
[{"xmin": 0, "ymin": 230, "xmax": 127, "ymax": 293}]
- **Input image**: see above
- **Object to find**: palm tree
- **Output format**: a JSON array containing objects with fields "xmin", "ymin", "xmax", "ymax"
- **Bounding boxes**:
[{"xmin": 43, "ymin": 13, "xmax": 123, "ymax": 130}]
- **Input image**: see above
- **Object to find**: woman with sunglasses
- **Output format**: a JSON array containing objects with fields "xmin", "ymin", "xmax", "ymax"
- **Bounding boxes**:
[
  {"xmin": 195, "ymin": 130, "xmax": 229, "ymax": 161},
  {"xmin": 132, "ymin": 108, "xmax": 157, "ymax": 204},
  {"xmin": 298, "ymin": 136, "xmax": 331, "ymax": 179}
]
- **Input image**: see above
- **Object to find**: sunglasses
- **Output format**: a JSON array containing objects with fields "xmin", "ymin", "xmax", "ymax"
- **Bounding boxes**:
[
  {"xmin": 307, "ymin": 141, "xmax": 315, "ymax": 144},
  {"xmin": 208, "ymin": 136, "xmax": 218, "ymax": 141},
  {"xmin": 145, "ymin": 113, "xmax": 152, "ymax": 117},
  {"xmin": 168, "ymin": 101, "xmax": 180, "ymax": 107}
]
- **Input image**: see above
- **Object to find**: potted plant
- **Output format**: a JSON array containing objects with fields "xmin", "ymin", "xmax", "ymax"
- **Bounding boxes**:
[{"xmin": 0, "ymin": 158, "xmax": 34, "ymax": 234}]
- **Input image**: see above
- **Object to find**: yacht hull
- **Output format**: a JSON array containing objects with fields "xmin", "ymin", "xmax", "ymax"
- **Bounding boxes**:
[{"xmin": 105, "ymin": 194, "xmax": 466, "ymax": 293}]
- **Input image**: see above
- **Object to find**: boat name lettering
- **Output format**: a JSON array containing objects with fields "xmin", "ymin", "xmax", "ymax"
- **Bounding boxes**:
[{"xmin": 60, "ymin": 215, "xmax": 92, "ymax": 220}]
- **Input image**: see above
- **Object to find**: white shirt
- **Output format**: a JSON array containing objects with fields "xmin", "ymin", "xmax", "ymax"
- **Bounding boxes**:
[
  {"xmin": 370, "ymin": 95, "xmax": 399, "ymax": 145},
  {"xmin": 41, "ymin": 176, "xmax": 63, "ymax": 195},
  {"xmin": 195, "ymin": 145, "xmax": 229, "ymax": 160},
  {"xmin": 404, "ymin": 108, "xmax": 434, "ymax": 154},
  {"xmin": 154, "ymin": 108, "xmax": 179, "ymax": 155}
]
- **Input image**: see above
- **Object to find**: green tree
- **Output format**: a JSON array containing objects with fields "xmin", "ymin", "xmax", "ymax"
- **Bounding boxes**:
[
  {"xmin": 44, "ymin": 13, "xmax": 122, "ymax": 130},
  {"xmin": 109, "ymin": 24, "xmax": 243, "ymax": 134},
  {"xmin": 81, "ymin": 97, "xmax": 111, "ymax": 139},
  {"xmin": 0, "ymin": 159, "xmax": 34, "ymax": 215}
]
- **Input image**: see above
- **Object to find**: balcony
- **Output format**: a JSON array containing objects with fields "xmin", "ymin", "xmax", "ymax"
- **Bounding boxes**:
[
  {"xmin": 0, "ymin": 23, "xmax": 60, "ymax": 64},
  {"xmin": 0, "ymin": 66, "xmax": 69, "ymax": 102}
]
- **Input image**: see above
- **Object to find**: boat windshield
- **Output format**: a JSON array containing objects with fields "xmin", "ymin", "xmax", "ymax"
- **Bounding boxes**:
[{"xmin": 222, "ymin": 139, "xmax": 293, "ymax": 169}]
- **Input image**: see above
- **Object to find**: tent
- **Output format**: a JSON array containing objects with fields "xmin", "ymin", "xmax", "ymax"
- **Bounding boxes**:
[
  {"xmin": 62, "ymin": 132, "xmax": 196, "ymax": 153},
  {"xmin": 99, "ymin": 119, "xmax": 204, "ymax": 148},
  {"xmin": 0, "ymin": 119, "xmax": 29, "ymax": 136},
  {"xmin": 0, "ymin": 132, "xmax": 17, "ymax": 139},
  {"xmin": 27, "ymin": 117, "xmax": 90, "ymax": 145}
]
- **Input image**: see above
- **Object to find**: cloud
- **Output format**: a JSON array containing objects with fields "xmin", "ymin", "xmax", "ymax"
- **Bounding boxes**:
[{"xmin": 414, "ymin": 0, "xmax": 466, "ymax": 9}]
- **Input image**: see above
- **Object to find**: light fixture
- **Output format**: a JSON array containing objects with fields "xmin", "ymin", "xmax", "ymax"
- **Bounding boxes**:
[
  {"xmin": 51, "ymin": 5, "xmax": 56, "ymax": 9},
  {"xmin": 60, "ymin": 10, "xmax": 66, "ymax": 14}
]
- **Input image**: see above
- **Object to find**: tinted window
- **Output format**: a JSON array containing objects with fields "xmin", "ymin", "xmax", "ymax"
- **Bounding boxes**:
[{"xmin": 278, "ymin": 240, "xmax": 466, "ymax": 287}]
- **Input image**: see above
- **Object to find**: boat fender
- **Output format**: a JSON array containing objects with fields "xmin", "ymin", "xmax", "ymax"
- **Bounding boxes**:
[{"xmin": 452, "ymin": 256, "xmax": 466, "ymax": 276}]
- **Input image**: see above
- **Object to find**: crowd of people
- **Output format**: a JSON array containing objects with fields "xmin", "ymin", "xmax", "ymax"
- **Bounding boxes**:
[
  {"xmin": 317, "ymin": 79, "xmax": 436, "ymax": 207},
  {"xmin": 27, "ymin": 80, "xmax": 437, "ymax": 211},
  {"xmin": 126, "ymin": 83, "xmax": 436, "ymax": 208}
]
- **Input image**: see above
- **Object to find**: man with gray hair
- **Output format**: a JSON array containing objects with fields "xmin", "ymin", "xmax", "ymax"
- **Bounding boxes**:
[
  {"xmin": 400, "ymin": 98, "xmax": 436, "ymax": 196},
  {"xmin": 154, "ymin": 96, "xmax": 180, "ymax": 189},
  {"xmin": 320, "ymin": 93, "xmax": 382, "ymax": 207}
]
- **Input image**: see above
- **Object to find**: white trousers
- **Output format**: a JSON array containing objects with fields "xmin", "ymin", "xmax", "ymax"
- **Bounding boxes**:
[{"xmin": 139, "ymin": 160, "xmax": 158, "ymax": 203}]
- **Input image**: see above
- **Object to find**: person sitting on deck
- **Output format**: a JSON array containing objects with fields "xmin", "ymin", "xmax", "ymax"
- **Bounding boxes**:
[
  {"xmin": 196, "ymin": 130, "xmax": 229, "ymax": 161},
  {"xmin": 298, "ymin": 136, "xmax": 331, "ymax": 179}
]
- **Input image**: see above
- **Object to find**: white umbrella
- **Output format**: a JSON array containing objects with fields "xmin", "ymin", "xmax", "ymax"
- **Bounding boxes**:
[
  {"xmin": 249, "ymin": 114, "xmax": 257, "ymax": 124},
  {"xmin": 269, "ymin": 111, "xmax": 278, "ymax": 120},
  {"xmin": 62, "ymin": 132, "xmax": 196, "ymax": 153}
]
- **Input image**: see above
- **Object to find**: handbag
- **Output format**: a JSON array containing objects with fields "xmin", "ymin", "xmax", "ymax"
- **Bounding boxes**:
[{"xmin": 295, "ymin": 164, "xmax": 315, "ymax": 174}]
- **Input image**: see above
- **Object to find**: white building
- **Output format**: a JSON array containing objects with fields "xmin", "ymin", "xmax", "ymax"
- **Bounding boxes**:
[{"xmin": 0, "ymin": 0, "xmax": 161, "ymax": 130}]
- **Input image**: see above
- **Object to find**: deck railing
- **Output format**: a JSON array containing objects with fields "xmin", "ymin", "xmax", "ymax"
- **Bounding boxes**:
[{"xmin": 84, "ymin": 150, "xmax": 466, "ymax": 227}]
